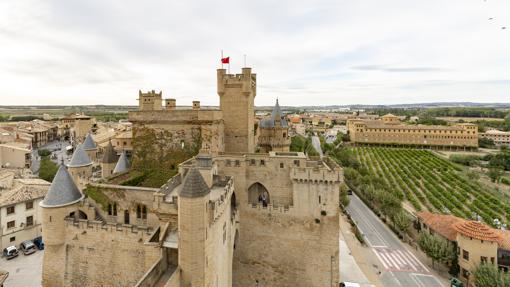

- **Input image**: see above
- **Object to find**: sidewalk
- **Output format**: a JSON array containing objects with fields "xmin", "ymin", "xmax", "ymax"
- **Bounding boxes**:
[{"xmin": 339, "ymin": 214, "xmax": 381, "ymax": 287}]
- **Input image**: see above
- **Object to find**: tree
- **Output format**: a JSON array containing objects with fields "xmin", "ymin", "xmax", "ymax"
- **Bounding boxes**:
[
  {"xmin": 417, "ymin": 232, "xmax": 455, "ymax": 269},
  {"xmin": 39, "ymin": 156, "xmax": 58, "ymax": 182},
  {"xmin": 378, "ymin": 191, "xmax": 401, "ymax": 219},
  {"xmin": 392, "ymin": 210, "xmax": 411, "ymax": 235},
  {"xmin": 488, "ymin": 167, "xmax": 504, "ymax": 183},
  {"xmin": 339, "ymin": 184, "xmax": 350, "ymax": 207},
  {"xmin": 474, "ymin": 262, "xmax": 510, "ymax": 287},
  {"xmin": 37, "ymin": 149, "xmax": 51, "ymax": 157},
  {"xmin": 479, "ymin": 137, "xmax": 496, "ymax": 149}
]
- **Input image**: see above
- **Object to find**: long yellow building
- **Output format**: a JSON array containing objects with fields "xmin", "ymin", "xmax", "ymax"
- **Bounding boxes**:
[{"xmin": 347, "ymin": 114, "xmax": 478, "ymax": 149}]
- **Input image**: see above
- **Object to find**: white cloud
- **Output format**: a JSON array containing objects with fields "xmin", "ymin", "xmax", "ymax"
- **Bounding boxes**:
[{"xmin": 0, "ymin": 0, "xmax": 509, "ymax": 106}]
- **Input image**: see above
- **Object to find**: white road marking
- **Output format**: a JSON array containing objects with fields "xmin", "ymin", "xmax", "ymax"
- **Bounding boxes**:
[
  {"xmin": 373, "ymin": 249, "xmax": 390, "ymax": 269},
  {"xmin": 396, "ymin": 250, "xmax": 418, "ymax": 271},
  {"xmin": 406, "ymin": 249, "xmax": 430, "ymax": 273}
]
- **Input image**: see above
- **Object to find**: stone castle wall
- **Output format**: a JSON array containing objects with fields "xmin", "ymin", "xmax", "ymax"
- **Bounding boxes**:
[
  {"xmin": 232, "ymin": 209, "xmax": 339, "ymax": 287},
  {"xmin": 61, "ymin": 219, "xmax": 160, "ymax": 287},
  {"xmin": 129, "ymin": 109, "xmax": 225, "ymax": 155}
]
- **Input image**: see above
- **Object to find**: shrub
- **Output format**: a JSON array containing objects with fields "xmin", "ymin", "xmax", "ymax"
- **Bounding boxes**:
[
  {"xmin": 38, "ymin": 156, "xmax": 58, "ymax": 182},
  {"xmin": 449, "ymin": 154, "xmax": 480, "ymax": 166},
  {"xmin": 38, "ymin": 149, "xmax": 51, "ymax": 157}
]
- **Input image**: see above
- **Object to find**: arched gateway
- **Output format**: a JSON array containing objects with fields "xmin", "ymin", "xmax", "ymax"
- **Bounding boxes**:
[{"xmin": 248, "ymin": 182, "xmax": 270, "ymax": 206}]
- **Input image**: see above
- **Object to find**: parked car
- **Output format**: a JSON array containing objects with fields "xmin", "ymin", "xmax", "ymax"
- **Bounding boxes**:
[
  {"xmin": 19, "ymin": 240, "xmax": 36, "ymax": 255},
  {"xmin": 2, "ymin": 246, "xmax": 19, "ymax": 260},
  {"xmin": 33, "ymin": 236, "xmax": 44, "ymax": 250},
  {"xmin": 347, "ymin": 189, "xmax": 353, "ymax": 195}
]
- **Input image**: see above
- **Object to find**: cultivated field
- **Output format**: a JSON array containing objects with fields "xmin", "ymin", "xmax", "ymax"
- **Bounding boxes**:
[{"xmin": 351, "ymin": 147, "xmax": 510, "ymax": 226}]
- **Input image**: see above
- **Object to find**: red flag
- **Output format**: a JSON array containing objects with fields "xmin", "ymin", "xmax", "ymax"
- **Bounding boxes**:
[{"xmin": 221, "ymin": 57, "xmax": 230, "ymax": 64}]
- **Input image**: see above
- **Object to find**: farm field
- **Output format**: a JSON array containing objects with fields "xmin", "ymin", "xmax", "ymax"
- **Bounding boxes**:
[{"xmin": 351, "ymin": 147, "xmax": 510, "ymax": 227}]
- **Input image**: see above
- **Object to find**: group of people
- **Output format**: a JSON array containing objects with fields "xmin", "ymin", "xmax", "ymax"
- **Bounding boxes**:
[{"xmin": 258, "ymin": 192, "xmax": 268, "ymax": 207}]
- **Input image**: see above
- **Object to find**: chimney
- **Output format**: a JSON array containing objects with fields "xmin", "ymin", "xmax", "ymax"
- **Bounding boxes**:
[
  {"xmin": 165, "ymin": 99, "xmax": 176, "ymax": 110},
  {"xmin": 192, "ymin": 101, "xmax": 200, "ymax": 110}
]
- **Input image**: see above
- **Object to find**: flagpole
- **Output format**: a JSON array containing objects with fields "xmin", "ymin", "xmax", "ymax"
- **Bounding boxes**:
[
  {"xmin": 221, "ymin": 50, "xmax": 224, "ymax": 69},
  {"xmin": 244, "ymin": 54, "xmax": 246, "ymax": 67}
]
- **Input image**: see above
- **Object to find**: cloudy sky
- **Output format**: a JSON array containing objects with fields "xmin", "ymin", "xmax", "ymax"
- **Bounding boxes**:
[{"xmin": 1, "ymin": 0, "xmax": 509, "ymax": 106}]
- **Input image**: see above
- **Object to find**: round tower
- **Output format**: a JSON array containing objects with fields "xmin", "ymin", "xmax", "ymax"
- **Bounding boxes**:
[
  {"xmin": 101, "ymin": 141, "xmax": 118, "ymax": 178},
  {"xmin": 67, "ymin": 144, "xmax": 93, "ymax": 188},
  {"xmin": 40, "ymin": 165, "xmax": 84, "ymax": 287},
  {"xmin": 82, "ymin": 133, "xmax": 98, "ymax": 162},
  {"xmin": 178, "ymin": 168, "xmax": 211, "ymax": 287}
]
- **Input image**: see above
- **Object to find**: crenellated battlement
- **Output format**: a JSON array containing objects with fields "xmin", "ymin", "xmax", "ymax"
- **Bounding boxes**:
[
  {"xmin": 64, "ymin": 217, "xmax": 154, "ymax": 236},
  {"xmin": 208, "ymin": 176, "xmax": 235, "ymax": 224},
  {"xmin": 249, "ymin": 203, "xmax": 296, "ymax": 215},
  {"xmin": 217, "ymin": 68, "xmax": 256, "ymax": 97},
  {"xmin": 290, "ymin": 167, "xmax": 342, "ymax": 183}
]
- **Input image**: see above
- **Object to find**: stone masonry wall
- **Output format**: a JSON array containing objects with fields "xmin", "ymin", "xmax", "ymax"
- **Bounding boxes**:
[
  {"xmin": 62, "ymin": 221, "xmax": 160, "ymax": 287},
  {"xmin": 232, "ymin": 208, "xmax": 339, "ymax": 287}
]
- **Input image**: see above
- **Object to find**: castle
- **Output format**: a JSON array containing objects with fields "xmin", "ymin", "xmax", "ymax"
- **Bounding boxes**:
[{"xmin": 40, "ymin": 67, "xmax": 342, "ymax": 287}]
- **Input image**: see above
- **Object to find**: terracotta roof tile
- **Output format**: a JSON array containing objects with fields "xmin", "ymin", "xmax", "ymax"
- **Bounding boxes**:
[
  {"xmin": 417, "ymin": 211, "xmax": 465, "ymax": 241},
  {"xmin": 453, "ymin": 221, "xmax": 500, "ymax": 242}
]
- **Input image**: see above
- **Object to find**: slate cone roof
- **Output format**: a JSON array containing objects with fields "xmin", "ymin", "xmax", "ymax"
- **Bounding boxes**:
[
  {"xmin": 260, "ymin": 99, "xmax": 288, "ymax": 128},
  {"xmin": 113, "ymin": 151, "xmax": 130, "ymax": 174},
  {"xmin": 41, "ymin": 165, "xmax": 83, "ymax": 207},
  {"xmin": 83, "ymin": 133, "xmax": 97, "ymax": 150},
  {"xmin": 102, "ymin": 141, "xmax": 118, "ymax": 164},
  {"xmin": 68, "ymin": 144, "xmax": 92, "ymax": 167},
  {"xmin": 179, "ymin": 168, "xmax": 210, "ymax": 198}
]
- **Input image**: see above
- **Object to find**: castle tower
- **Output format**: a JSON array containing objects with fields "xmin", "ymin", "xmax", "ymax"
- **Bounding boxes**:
[
  {"xmin": 40, "ymin": 165, "xmax": 84, "ymax": 287},
  {"xmin": 258, "ymin": 99, "xmax": 291, "ymax": 153},
  {"xmin": 138, "ymin": 90, "xmax": 163, "ymax": 111},
  {"xmin": 101, "ymin": 141, "xmax": 118, "ymax": 178},
  {"xmin": 113, "ymin": 151, "xmax": 130, "ymax": 174},
  {"xmin": 178, "ymin": 168, "xmax": 211, "ymax": 287},
  {"xmin": 67, "ymin": 144, "xmax": 93, "ymax": 189},
  {"xmin": 82, "ymin": 133, "xmax": 98, "ymax": 162},
  {"xmin": 218, "ymin": 67, "xmax": 256, "ymax": 153}
]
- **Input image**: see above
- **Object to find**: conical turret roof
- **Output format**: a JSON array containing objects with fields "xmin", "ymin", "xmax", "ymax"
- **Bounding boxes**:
[
  {"xmin": 271, "ymin": 98, "xmax": 282, "ymax": 120},
  {"xmin": 113, "ymin": 151, "xmax": 130, "ymax": 174},
  {"xmin": 260, "ymin": 99, "xmax": 288, "ymax": 128},
  {"xmin": 82, "ymin": 133, "xmax": 97, "ymax": 150},
  {"xmin": 68, "ymin": 144, "xmax": 92, "ymax": 168},
  {"xmin": 40, "ymin": 165, "xmax": 83, "ymax": 207},
  {"xmin": 102, "ymin": 141, "xmax": 118, "ymax": 164},
  {"xmin": 179, "ymin": 168, "xmax": 210, "ymax": 198}
]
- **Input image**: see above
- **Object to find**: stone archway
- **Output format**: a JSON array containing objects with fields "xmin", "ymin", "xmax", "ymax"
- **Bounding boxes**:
[{"xmin": 248, "ymin": 182, "xmax": 270, "ymax": 205}]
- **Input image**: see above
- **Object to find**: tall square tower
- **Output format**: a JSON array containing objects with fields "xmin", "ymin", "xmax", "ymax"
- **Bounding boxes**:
[{"xmin": 217, "ymin": 68, "xmax": 256, "ymax": 154}]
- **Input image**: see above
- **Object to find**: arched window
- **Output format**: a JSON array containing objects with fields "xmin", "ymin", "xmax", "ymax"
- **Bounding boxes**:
[
  {"xmin": 113, "ymin": 202, "xmax": 117, "ymax": 216},
  {"xmin": 136, "ymin": 205, "xmax": 141, "ymax": 219},
  {"xmin": 142, "ymin": 205, "xmax": 147, "ymax": 220}
]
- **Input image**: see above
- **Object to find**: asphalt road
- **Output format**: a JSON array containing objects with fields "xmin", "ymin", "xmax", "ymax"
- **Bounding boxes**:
[
  {"xmin": 311, "ymin": 135, "xmax": 324, "ymax": 158},
  {"xmin": 1, "ymin": 249, "xmax": 43, "ymax": 287},
  {"xmin": 346, "ymin": 194, "xmax": 445, "ymax": 287}
]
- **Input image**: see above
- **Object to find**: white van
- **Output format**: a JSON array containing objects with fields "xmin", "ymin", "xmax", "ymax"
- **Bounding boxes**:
[{"xmin": 340, "ymin": 283, "xmax": 361, "ymax": 287}]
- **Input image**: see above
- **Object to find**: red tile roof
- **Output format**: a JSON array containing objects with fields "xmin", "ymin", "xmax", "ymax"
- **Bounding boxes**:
[
  {"xmin": 417, "ymin": 211, "xmax": 465, "ymax": 241},
  {"xmin": 417, "ymin": 212, "xmax": 510, "ymax": 249},
  {"xmin": 453, "ymin": 221, "xmax": 500, "ymax": 242}
]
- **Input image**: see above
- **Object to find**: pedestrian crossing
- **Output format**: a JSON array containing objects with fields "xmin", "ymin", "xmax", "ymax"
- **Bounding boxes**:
[{"xmin": 373, "ymin": 247, "xmax": 429, "ymax": 273}]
